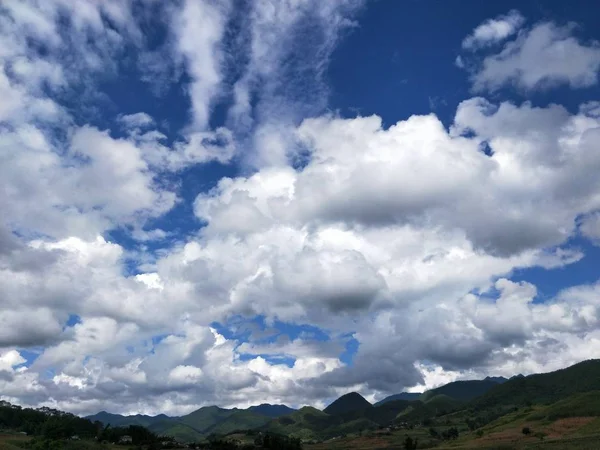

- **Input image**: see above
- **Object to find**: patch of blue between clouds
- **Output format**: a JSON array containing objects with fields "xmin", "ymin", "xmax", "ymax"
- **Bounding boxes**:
[
  {"xmin": 63, "ymin": 314, "xmax": 81, "ymax": 330},
  {"xmin": 339, "ymin": 335, "xmax": 359, "ymax": 366},
  {"xmin": 15, "ymin": 349, "xmax": 41, "ymax": 368},
  {"xmin": 466, "ymin": 236, "xmax": 599, "ymax": 305},
  {"xmin": 144, "ymin": 334, "xmax": 171, "ymax": 355},
  {"xmin": 106, "ymin": 159, "xmax": 239, "ymax": 277},
  {"xmin": 211, "ymin": 316, "xmax": 359, "ymax": 367},
  {"xmin": 511, "ymin": 236, "xmax": 600, "ymax": 303}
]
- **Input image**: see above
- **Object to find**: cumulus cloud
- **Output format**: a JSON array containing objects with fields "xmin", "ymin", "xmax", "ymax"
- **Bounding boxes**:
[
  {"xmin": 461, "ymin": 20, "xmax": 600, "ymax": 92},
  {"xmin": 3, "ymin": 2, "xmax": 600, "ymax": 418},
  {"xmin": 462, "ymin": 10, "xmax": 525, "ymax": 50},
  {"xmin": 118, "ymin": 112, "xmax": 155, "ymax": 130},
  {"xmin": 196, "ymin": 98, "xmax": 600, "ymax": 257}
]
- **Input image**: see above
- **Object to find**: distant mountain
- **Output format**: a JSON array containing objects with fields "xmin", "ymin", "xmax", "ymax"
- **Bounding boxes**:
[
  {"xmin": 86, "ymin": 411, "xmax": 168, "ymax": 428},
  {"xmin": 375, "ymin": 376, "xmax": 506, "ymax": 407},
  {"xmin": 323, "ymin": 392, "xmax": 372, "ymax": 415},
  {"xmin": 248, "ymin": 403, "xmax": 295, "ymax": 418},
  {"xmin": 374, "ymin": 392, "xmax": 421, "ymax": 406},
  {"xmin": 88, "ymin": 403, "xmax": 296, "ymax": 442},
  {"xmin": 484, "ymin": 376, "xmax": 508, "ymax": 384}
]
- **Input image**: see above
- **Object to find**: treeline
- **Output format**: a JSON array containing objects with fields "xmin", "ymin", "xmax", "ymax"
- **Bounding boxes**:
[
  {"xmin": 200, "ymin": 432, "xmax": 302, "ymax": 450},
  {"xmin": 0, "ymin": 402, "xmax": 168, "ymax": 446},
  {"xmin": 0, "ymin": 403, "xmax": 98, "ymax": 439}
]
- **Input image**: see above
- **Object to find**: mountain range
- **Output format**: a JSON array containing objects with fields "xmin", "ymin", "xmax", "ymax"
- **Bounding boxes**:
[
  {"xmin": 88, "ymin": 364, "xmax": 566, "ymax": 443},
  {"xmin": 87, "ymin": 403, "xmax": 296, "ymax": 442}
]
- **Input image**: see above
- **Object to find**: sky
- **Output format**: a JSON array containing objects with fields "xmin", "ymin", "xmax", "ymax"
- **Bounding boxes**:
[{"xmin": 1, "ymin": 0, "xmax": 600, "ymax": 417}]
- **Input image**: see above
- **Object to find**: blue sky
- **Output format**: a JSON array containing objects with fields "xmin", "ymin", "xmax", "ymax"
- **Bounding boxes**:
[{"xmin": 2, "ymin": 0, "xmax": 600, "ymax": 416}]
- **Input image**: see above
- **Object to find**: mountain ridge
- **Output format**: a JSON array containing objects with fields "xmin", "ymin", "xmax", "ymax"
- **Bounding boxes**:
[{"xmin": 86, "ymin": 360, "xmax": 600, "ymax": 443}]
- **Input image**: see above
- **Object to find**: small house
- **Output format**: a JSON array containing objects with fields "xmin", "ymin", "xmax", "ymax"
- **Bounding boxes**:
[{"xmin": 119, "ymin": 435, "xmax": 133, "ymax": 444}]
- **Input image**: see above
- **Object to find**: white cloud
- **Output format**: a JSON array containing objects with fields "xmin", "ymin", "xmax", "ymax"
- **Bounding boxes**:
[
  {"xmin": 462, "ymin": 10, "xmax": 525, "ymax": 50},
  {"xmin": 580, "ymin": 212, "xmax": 600, "ymax": 245},
  {"xmin": 464, "ymin": 21, "xmax": 600, "ymax": 92},
  {"xmin": 172, "ymin": 0, "xmax": 231, "ymax": 130},
  {"xmin": 3, "ymin": 0, "xmax": 600, "ymax": 418},
  {"xmin": 226, "ymin": 0, "xmax": 364, "ymax": 167},
  {"xmin": 196, "ymin": 98, "xmax": 600, "ymax": 257},
  {"xmin": 118, "ymin": 112, "xmax": 155, "ymax": 129},
  {"xmin": 0, "ymin": 124, "xmax": 178, "ymax": 239}
]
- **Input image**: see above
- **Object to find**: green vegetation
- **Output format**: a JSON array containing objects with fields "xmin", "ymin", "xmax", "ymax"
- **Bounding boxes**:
[
  {"xmin": 421, "ymin": 377, "xmax": 505, "ymax": 402},
  {"xmin": 529, "ymin": 391, "xmax": 600, "ymax": 421},
  {"xmin": 88, "ymin": 404, "xmax": 291, "ymax": 443}
]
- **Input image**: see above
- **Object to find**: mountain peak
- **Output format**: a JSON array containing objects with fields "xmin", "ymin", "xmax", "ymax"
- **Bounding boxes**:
[{"xmin": 324, "ymin": 392, "xmax": 372, "ymax": 415}]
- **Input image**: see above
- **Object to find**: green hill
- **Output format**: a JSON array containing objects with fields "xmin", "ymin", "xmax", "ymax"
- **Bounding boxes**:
[
  {"xmin": 261, "ymin": 406, "xmax": 331, "ymax": 441},
  {"xmin": 323, "ymin": 392, "xmax": 372, "ymax": 415},
  {"xmin": 374, "ymin": 392, "xmax": 421, "ymax": 406},
  {"xmin": 423, "ymin": 393, "xmax": 464, "ymax": 411},
  {"xmin": 472, "ymin": 359, "xmax": 600, "ymax": 410},
  {"xmin": 177, "ymin": 405, "xmax": 235, "ymax": 431},
  {"xmin": 204, "ymin": 409, "xmax": 272, "ymax": 435},
  {"xmin": 421, "ymin": 378, "xmax": 504, "ymax": 402}
]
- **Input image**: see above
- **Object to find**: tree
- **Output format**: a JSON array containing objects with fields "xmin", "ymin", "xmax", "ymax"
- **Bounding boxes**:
[
  {"xmin": 441, "ymin": 427, "xmax": 458, "ymax": 440},
  {"xmin": 403, "ymin": 435, "xmax": 418, "ymax": 450}
]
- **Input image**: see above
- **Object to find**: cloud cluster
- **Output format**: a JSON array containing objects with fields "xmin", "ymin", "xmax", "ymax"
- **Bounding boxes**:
[
  {"xmin": 460, "ymin": 13, "xmax": 600, "ymax": 92},
  {"xmin": 462, "ymin": 10, "xmax": 525, "ymax": 50},
  {"xmin": 2, "ymin": 3, "xmax": 600, "ymax": 417}
]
